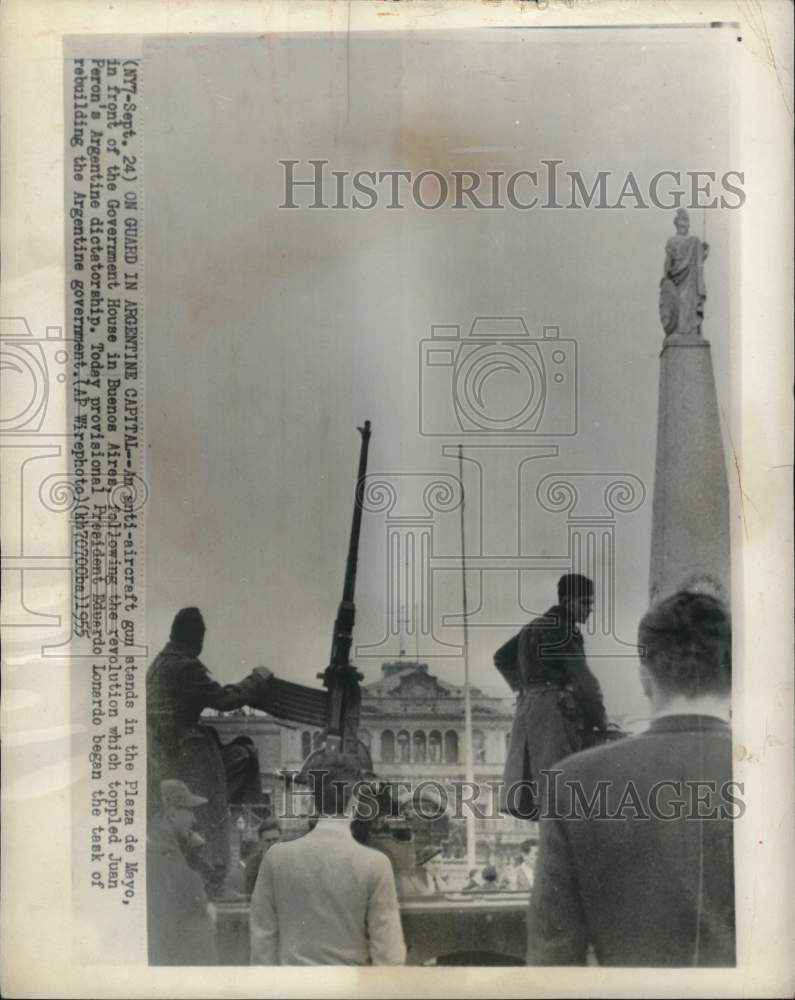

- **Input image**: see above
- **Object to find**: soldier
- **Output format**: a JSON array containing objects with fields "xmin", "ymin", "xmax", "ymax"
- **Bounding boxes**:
[
  {"xmin": 146, "ymin": 606, "xmax": 274, "ymax": 894},
  {"xmin": 499, "ymin": 574, "xmax": 608, "ymax": 819}
]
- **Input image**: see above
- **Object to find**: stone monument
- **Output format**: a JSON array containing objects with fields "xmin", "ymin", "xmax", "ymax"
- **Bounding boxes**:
[{"xmin": 649, "ymin": 210, "xmax": 731, "ymax": 604}]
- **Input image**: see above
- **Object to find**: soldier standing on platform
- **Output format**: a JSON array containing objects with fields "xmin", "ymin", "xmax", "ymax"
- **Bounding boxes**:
[
  {"xmin": 146, "ymin": 606, "xmax": 275, "ymax": 894},
  {"xmin": 498, "ymin": 574, "xmax": 608, "ymax": 818}
]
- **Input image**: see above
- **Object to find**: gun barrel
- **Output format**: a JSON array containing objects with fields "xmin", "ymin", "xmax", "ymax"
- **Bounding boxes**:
[
  {"xmin": 322, "ymin": 422, "xmax": 372, "ymax": 750},
  {"xmin": 341, "ymin": 420, "xmax": 371, "ymax": 606}
]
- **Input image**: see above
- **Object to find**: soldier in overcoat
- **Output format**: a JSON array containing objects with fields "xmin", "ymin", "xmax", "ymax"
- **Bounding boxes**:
[
  {"xmin": 498, "ymin": 574, "xmax": 608, "ymax": 818},
  {"xmin": 147, "ymin": 606, "xmax": 274, "ymax": 892}
]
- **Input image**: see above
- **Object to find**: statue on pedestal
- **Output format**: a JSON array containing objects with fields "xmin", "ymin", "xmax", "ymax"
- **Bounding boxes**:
[{"xmin": 659, "ymin": 208, "xmax": 709, "ymax": 336}]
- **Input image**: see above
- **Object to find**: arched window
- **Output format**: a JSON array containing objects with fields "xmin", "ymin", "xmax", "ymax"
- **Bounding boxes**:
[
  {"xmin": 301, "ymin": 730, "xmax": 312, "ymax": 757},
  {"xmin": 472, "ymin": 729, "xmax": 486, "ymax": 764},
  {"xmin": 397, "ymin": 730, "xmax": 411, "ymax": 763},
  {"xmin": 504, "ymin": 730, "xmax": 511, "ymax": 760},
  {"xmin": 444, "ymin": 730, "xmax": 459, "ymax": 764},
  {"xmin": 381, "ymin": 730, "xmax": 395, "ymax": 763},
  {"xmin": 312, "ymin": 730, "xmax": 323, "ymax": 750},
  {"xmin": 428, "ymin": 730, "xmax": 442, "ymax": 764},
  {"xmin": 412, "ymin": 731, "xmax": 427, "ymax": 763},
  {"xmin": 359, "ymin": 728, "xmax": 371, "ymax": 750}
]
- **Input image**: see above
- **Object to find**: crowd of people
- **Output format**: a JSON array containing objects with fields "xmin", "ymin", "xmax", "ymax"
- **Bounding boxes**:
[{"xmin": 147, "ymin": 578, "xmax": 735, "ymax": 967}]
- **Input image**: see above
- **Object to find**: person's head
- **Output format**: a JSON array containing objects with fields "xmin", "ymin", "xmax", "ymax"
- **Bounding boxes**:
[
  {"xmin": 170, "ymin": 606, "xmax": 206, "ymax": 656},
  {"xmin": 160, "ymin": 779, "xmax": 206, "ymax": 842},
  {"xmin": 674, "ymin": 207, "xmax": 691, "ymax": 235},
  {"xmin": 426, "ymin": 854, "xmax": 443, "ymax": 876},
  {"xmin": 417, "ymin": 845, "xmax": 443, "ymax": 874},
  {"xmin": 519, "ymin": 839, "xmax": 533, "ymax": 860},
  {"xmin": 557, "ymin": 574, "xmax": 594, "ymax": 624},
  {"xmin": 481, "ymin": 865, "xmax": 498, "ymax": 884},
  {"xmin": 306, "ymin": 751, "xmax": 363, "ymax": 818},
  {"xmin": 638, "ymin": 591, "xmax": 731, "ymax": 709},
  {"xmin": 257, "ymin": 819, "xmax": 281, "ymax": 852}
]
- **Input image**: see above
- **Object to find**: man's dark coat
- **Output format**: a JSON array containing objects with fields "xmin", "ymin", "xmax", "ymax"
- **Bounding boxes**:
[
  {"xmin": 527, "ymin": 714, "xmax": 736, "ymax": 967},
  {"xmin": 146, "ymin": 641, "xmax": 268, "ymax": 883},
  {"xmin": 501, "ymin": 606, "xmax": 608, "ymax": 817}
]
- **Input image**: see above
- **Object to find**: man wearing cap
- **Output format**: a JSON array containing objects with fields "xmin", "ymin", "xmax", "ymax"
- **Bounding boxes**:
[
  {"xmin": 147, "ymin": 779, "xmax": 217, "ymax": 965},
  {"xmin": 147, "ymin": 606, "xmax": 275, "ymax": 891},
  {"xmin": 398, "ymin": 845, "xmax": 447, "ymax": 897},
  {"xmin": 527, "ymin": 591, "xmax": 735, "ymax": 966},
  {"xmin": 501, "ymin": 574, "xmax": 608, "ymax": 819},
  {"xmin": 250, "ymin": 752, "xmax": 406, "ymax": 966}
]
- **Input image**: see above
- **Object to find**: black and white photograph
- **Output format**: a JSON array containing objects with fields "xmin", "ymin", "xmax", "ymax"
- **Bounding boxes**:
[
  {"xmin": 1, "ymin": 1, "xmax": 793, "ymax": 997},
  {"xmin": 139, "ymin": 24, "xmax": 743, "ymax": 970}
]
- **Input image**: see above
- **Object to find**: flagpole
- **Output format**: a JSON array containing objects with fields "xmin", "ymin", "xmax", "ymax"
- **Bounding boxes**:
[{"xmin": 458, "ymin": 445, "xmax": 477, "ymax": 873}]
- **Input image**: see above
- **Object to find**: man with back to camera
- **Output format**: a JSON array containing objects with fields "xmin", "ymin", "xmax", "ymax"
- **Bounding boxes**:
[
  {"xmin": 249, "ymin": 751, "xmax": 406, "ymax": 966},
  {"xmin": 499, "ymin": 574, "xmax": 609, "ymax": 818},
  {"xmin": 527, "ymin": 590, "xmax": 736, "ymax": 966}
]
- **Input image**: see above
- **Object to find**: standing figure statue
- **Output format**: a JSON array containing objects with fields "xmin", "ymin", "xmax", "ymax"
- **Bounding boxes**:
[{"xmin": 659, "ymin": 208, "xmax": 709, "ymax": 336}]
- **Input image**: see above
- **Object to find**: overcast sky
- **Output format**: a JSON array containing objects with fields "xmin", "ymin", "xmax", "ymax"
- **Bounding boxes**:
[{"xmin": 144, "ymin": 27, "xmax": 735, "ymax": 720}]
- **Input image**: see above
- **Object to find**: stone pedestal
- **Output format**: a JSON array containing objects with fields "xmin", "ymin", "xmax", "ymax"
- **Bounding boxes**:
[{"xmin": 649, "ymin": 333, "xmax": 730, "ymax": 604}]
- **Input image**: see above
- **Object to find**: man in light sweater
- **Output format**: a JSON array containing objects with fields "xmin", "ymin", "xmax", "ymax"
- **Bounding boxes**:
[{"xmin": 249, "ymin": 752, "xmax": 406, "ymax": 966}]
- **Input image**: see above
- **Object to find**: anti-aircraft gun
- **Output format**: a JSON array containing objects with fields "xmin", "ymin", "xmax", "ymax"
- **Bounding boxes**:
[
  {"xmin": 215, "ymin": 423, "xmax": 528, "ymax": 963},
  {"xmin": 248, "ymin": 421, "xmax": 425, "ymax": 881},
  {"xmin": 250, "ymin": 421, "xmax": 374, "ymax": 773}
]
